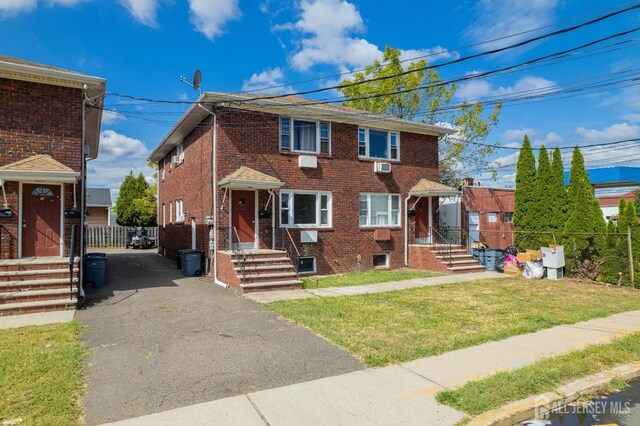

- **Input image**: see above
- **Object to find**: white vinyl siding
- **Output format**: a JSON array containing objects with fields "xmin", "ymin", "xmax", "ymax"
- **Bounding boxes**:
[
  {"xmin": 280, "ymin": 190, "xmax": 331, "ymax": 228},
  {"xmin": 359, "ymin": 193, "xmax": 401, "ymax": 227},
  {"xmin": 358, "ymin": 127, "xmax": 399, "ymax": 160}
]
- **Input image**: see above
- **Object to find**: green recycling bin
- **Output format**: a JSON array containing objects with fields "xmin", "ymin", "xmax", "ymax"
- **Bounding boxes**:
[{"xmin": 85, "ymin": 253, "xmax": 107, "ymax": 288}]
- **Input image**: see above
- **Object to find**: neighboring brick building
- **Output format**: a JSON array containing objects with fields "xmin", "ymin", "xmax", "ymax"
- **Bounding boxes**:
[
  {"xmin": 149, "ymin": 92, "xmax": 475, "ymax": 292},
  {"xmin": 0, "ymin": 55, "xmax": 105, "ymax": 314},
  {"xmin": 460, "ymin": 181, "xmax": 515, "ymax": 249},
  {"xmin": 598, "ymin": 191, "xmax": 635, "ymax": 222}
]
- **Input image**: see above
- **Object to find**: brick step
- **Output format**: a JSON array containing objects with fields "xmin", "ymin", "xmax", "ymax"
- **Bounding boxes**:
[
  {"xmin": 0, "ymin": 258, "xmax": 79, "ymax": 272},
  {"xmin": 442, "ymin": 259, "xmax": 482, "ymax": 265},
  {"xmin": 432, "ymin": 249, "xmax": 469, "ymax": 255},
  {"xmin": 241, "ymin": 271, "xmax": 298, "ymax": 283},
  {"xmin": 0, "ymin": 298, "xmax": 77, "ymax": 316},
  {"xmin": 235, "ymin": 264, "xmax": 295, "ymax": 272},
  {"xmin": 0, "ymin": 288, "xmax": 77, "ymax": 304},
  {"xmin": 0, "ymin": 278, "xmax": 78, "ymax": 292},
  {"xmin": 447, "ymin": 265, "xmax": 487, "ymax": 273},
  {"xmin": 231, "ymin": 257, "xmax": 291, "ymax": 264},
  {"xmin": 0, "ymin": 268, "xmax": 78, "ymax": 282},
  {"xmin": 435, "ymin": 254, "xmax": 475, "ymax": 260},
  {"xmin": 241, "ymin": 279, "xmax": 303, "ymax": 293}
]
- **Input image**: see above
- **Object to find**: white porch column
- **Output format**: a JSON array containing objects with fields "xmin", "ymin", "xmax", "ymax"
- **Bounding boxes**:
[{"xmin": 428, "ymin": 196, "xmax": 433, "ymax": 244}]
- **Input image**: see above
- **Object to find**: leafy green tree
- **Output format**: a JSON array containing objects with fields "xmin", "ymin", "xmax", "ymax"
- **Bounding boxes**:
[
  {"xmin": 114, "ymin": 171, "xmax": 157, "ymax": 226},
  {"xmin": 338, "ymin": 45, "xmax": 502, "ymax": 185},
  {"xmin": 550, "ymin": 147, "xmax": 569, "ymax": 234},
  {"xmin": 564, "ymin": 147, "xmax": 606, "ymax": 273},
  {"xmin": 513, "ymin": 136, "xmax": 537, "ymax": 249}
]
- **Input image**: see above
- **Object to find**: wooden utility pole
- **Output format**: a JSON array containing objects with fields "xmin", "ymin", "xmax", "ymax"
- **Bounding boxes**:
[{"xmin": 628, "ymin": 227, "xmax": 634, "ymax": 285}]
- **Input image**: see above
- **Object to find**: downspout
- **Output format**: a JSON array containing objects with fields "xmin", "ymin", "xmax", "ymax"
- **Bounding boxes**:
[
  {"xmin": 268, "ymin": 189, "xmax": 275, "ymax": 250},
  {"xmin": 404, "ymin": 194, "xmax": 411, "ymax": 266},
  {"xmin": 198, "ymin": 104, "xmax": 227, "ymax": 288},
  {"xmin": 78, "ymin": 87, "xmax": 87, "ymax": 300}
]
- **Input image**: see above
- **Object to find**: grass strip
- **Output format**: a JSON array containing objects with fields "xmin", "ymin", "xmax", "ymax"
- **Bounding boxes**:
[
  {"xmin": 436, "ymin": 332, "xmax": 640, "ymax": 416},
  {"xmin": 302, "ymin": 269, "xmax": 443, "ymax": 289},
  {"xmin": 0, "ymin": 321, "xmax": 85, "ymax": 425}
]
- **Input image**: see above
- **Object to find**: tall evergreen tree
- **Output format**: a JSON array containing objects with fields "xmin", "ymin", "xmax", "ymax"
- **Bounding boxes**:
[
  {"xmin": 114, "ymin": 171, "xmax": 157, "ymax": 226},
  {"xmin": 550, "ymin": 147, "xmax": 569, "ymax": 236},
  {"xmin": 513, "ymin": 136, "xmax": 537, "ymax": 248},
  {"xmin": 530, "ymin": 145, "xmax": 554, "ymax": 247},
  {"xmin": 564, "ymin": 147, "xmax": 606, "ymax": 273}
]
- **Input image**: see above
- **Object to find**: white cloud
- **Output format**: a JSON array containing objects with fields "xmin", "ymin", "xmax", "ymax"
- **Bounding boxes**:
[
  {"xmin": 532, "ymin": 131, "xmax": 562, "ymax": 147},
  {"xmin": 502, "ymin": 128, "xmax": 537, "ymax": 141},
  {"xmin": 465, "ymin": 0, "xmax": 559, "ymax": 51},
  {"xmin": 576, "ymin": 122, "xmax": 640, "ymax": 141},
  {"xmin": 101, "ymin": 109, "xmax": 125, "ymax": 126},
  {"xmin": 118, "ymin": 0, "xmax": 158, "ymax": 27},
  {"xmin": 49, "ymin": 0, "xmax": 87, "ymax": 5},
  {"xmin": 241, "ymin": 67, "xmax": 291, "ymax": 94},
  {"xmin": 88, "ymin": 130, "xmax": 151, "ymax": 198},
  {"xmin": 399, "ymin": 46, "xmax": 458, "ymax": 64},
  {"xmin": 188, "ymin": 0, "xmax": 240, "ymax": 40},
  {"xmin": 0, "ymin": 0, "xmax": 85, "ymax": 16},
  {"xmin": 456, "ymin": 76, "xmax": 556, "ymax": 101},
  {"xmin": 278, "ymin": 0, "xmax": 453, "ymax": 72}
]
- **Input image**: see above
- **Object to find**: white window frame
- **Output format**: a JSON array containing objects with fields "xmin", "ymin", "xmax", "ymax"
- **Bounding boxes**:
[
  {"xmin": 373, "ymin": 253, "xmax": 390, "ymax": 269},
  {"xmin": 280, "ymin": 116, "xmax": 331, "ymax": 155},
  {"xmin": 504, "ymin": 212, "xmax": 514, "ymax": 223},
  {"xmin": 359, "ymin": 193, "xmax": 401, "ymax": 228},
  {"xmin": 161, "ymin": 157, "xmax": 166, "ymax": 180},
  {"xmin": 297, "ymin": 256, "xmax": 317, "ymax": 275},
  {"xmin": 280, "ymin": 190, "xmax": 332, "ymax": 228},
  {"xmin": 358, "ymin": 127, "xmax": 400, "ymax": 161},
  {"xmin": 162, "ymin": 203, "xmax": 166, "ymax": 228},
  {"xmin": 487, "ymin": 212, "xmax": 498, "ymax": 223},
  {"xmin": 176, "ymin": 142, "xmax": 185, "ymax": 162},
  {"xmin": 176, "ymin": 198, "xmax": 184, "ymax": 223},
  {"xmin": 169, "ymin": 202, "xmax": 173, "ymax": 224}
]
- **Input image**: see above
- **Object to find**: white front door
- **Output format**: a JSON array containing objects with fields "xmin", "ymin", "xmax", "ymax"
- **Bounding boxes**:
[{"xmin": 469, "ymin": 212, "xmax": 480, "ymax": 243}]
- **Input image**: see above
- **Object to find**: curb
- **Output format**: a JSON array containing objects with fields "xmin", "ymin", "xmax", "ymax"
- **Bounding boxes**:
[{"xmin": 468, "ymin": 361, "xmax": 640, "ymax": 426}]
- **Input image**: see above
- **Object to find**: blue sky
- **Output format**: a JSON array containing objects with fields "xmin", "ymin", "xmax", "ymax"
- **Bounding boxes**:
[{"xmin": 1, "ymin": 0, "xmax": 640, "ymax": 197}]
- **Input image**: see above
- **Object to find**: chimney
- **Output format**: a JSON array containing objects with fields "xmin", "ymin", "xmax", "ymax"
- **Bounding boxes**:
[{"xmin": 462, "ymin": 177, "xmax": 474, "ymax": 187}]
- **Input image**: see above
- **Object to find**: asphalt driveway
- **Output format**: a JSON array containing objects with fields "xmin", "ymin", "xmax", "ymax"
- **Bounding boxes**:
[{"xmin": 75, "ymin": 251, "xmax": 362, "ymax": 425}]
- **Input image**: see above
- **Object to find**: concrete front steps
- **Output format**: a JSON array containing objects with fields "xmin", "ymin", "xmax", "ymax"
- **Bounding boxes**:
[
  {"xmin": 230, "ymin": 250, "xmax": 303, "ymax": 293},
  {"xmin": 0, "ymin": 257, "xmax": 79, "ymax": 316},
  {"xmin": 409, "ymin": 244, "xmax": 486, "ymax": 274}
]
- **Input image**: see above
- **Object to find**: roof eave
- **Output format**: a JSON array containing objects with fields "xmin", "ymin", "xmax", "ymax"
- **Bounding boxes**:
[
  {"xmin": 217, "ymin": 179, "xmax": 285, "ymax": 190},
  {"xmin": 410, "ymin": 190, "xmax": 461, "ymax": 197}
]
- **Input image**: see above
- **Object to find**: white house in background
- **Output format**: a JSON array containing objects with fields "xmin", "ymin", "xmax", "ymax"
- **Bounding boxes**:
[{"xmin": 598, "ymin": 191, "xmax": 635, "ymax": 222}]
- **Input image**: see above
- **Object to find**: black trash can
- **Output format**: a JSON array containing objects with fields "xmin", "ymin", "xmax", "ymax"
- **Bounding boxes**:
[{"xmin": 182, "ymin": 250, "xmax": 204, "ymax": 277}]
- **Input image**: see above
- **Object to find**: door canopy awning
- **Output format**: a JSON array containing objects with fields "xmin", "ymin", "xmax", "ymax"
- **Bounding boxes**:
[
  {"xmin": 218, "ymin": 166, "xmax": 284, "ymax": 190},
  {"xmin": 0, "ymin": 155, "xmax": 80, "ymax": 183},
  {"xmin": 409, "ymin": 178, "xmax": 460, "ymax": 197}
]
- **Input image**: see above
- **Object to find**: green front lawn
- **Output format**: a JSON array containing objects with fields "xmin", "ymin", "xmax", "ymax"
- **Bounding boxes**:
[
  {"xmin": 437, "ymin": 332, "xmax": 640, "ymax": 416},
  {"xmin": 302, "ymin": 269, "xmax": 443, "ymax": 289},
  {"xmin": 0, "ymin": 322, "xmax": 85, "ymax": 425},
  {"xmin": 269, "ymin": 278, "xmax": 640, "ymax": 367}
]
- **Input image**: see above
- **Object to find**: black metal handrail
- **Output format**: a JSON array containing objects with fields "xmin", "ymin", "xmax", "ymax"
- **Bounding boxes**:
[
  {"xmin": 219, "ymin": 227, "xmax": 248, "ymax": 282},
  {"xmin": 69, "ymin": 224, "xmax": 77, "ymax": 300},
  {"xmin": 429, "ymin": 226, "xmax": 454, "ymax": 265},
  {"xmin": 277, "ymin": 228, "xmax": 300, "ymax": 280}
]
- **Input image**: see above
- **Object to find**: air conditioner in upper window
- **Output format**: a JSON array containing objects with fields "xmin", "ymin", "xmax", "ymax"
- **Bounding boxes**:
[
  {"xmin": 171, "ymin": 155, "xmax": 181, "ymax": 165},
  {"xmin": 177, "ymin": 213, "xmax": 186, "ymax": 223},
  {"xmin": 374, "ymin": 162, "xmax": 392, "ymax": 173}
]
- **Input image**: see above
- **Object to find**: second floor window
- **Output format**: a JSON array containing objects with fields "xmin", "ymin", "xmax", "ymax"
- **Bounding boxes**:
[
  {"xmin": 358, "ymin": 128, "xmax": 399, "ymax": 160},
  {"xmin": 176, "ymin": 142, "xmax": 184, "ymax": 162},
  {"xmin": 280, "ymin": 117, "xmax": 331, "ymax": 155}
]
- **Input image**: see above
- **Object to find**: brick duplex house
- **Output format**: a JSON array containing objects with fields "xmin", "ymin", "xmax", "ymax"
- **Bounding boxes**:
[
  {"xmin": 149, "ymin": 92, "xmax": 483, "ymax": 292},
  {"xmin": 0, "ymin": 56, "xmax": 105, "ymax": 314}
]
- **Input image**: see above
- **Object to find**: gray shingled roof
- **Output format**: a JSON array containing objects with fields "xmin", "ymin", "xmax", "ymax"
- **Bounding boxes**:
[{"xmin": 86, "ymin": 188, "xmax": 112, "ymax": 207}]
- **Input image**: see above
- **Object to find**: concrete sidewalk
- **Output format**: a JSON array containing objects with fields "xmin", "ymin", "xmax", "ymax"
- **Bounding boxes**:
[
  {"xmin": 0, "ymin": 309, "xmax": 75, "ymax": 329},
  {"xmin": 245, "ymin": 271, "xmax": 506, "ymax": 303},
  {"xmin": 105, "ymin": 310, "xmax": 640, "ymax": 426}
]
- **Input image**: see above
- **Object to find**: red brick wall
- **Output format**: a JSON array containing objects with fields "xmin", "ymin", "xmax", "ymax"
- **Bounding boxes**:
[
  {"xmin": 0, "ymin": 78, "xmax": 83, "ymax": 259},
  {"xmin": 158, "ymin": 107, "xmax": 441, "ymax": 277},
  {"xmin": 462, "ymin": 187, "xmax": 515, "ymax": 249}
]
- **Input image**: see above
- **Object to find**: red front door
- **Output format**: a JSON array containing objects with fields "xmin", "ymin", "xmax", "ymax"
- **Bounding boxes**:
[
  {"xmin": 415, "ymin": 198, "xmax": 430, "ymax": 241},
  {"xmin": 22, "ymin": 184, "xmax": 61, "ymax": 257},
  {"xmin": 231, "ymin": 190, "xmax": 256, "ymax": 245}
]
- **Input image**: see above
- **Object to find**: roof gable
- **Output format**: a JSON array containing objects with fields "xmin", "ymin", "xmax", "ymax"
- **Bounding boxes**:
[{"xmin": 0, "ymin": 154, "xmax": 74, "ymax": 173}]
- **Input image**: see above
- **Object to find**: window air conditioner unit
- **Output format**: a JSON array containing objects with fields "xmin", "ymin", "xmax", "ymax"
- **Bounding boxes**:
[
  {"xmin": 171, "ymin": 155, "xmax": 181, "ymax": 165},
  {"xmin": 298, "ymin": 155, "xmax": 318, "ymax": 169},
  {"xmin": 374, "ymin": 162, "xmax": 391, "ymax": 173},
  {"xmin": 177, "ymin": 214, "xmax": 186, "ymax": 222}
]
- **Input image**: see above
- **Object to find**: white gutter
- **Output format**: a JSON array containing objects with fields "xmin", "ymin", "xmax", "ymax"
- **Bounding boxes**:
[
  {"xmin": 218, "ymin": 180, "xmax": 285, "ymax": 190},
  {"xmin": 404, "ymin": 194, "xmax": 411, "ymax": 266},
  {"xmin": 0, "ymin": 59, "xmax": 105, "ymax": 87},
  {"xmin": 0, "ymin": 170, "xmax": 80, "ymax": 183}
]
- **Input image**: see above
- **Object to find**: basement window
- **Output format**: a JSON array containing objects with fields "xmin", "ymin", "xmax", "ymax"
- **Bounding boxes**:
[
  {"xmin": 297, "ymin": 257, "xmax": 316, "ymax": 274},
  {"xmin": 373, "ymin": 253, "xmax": 389, "ymax": 269}
]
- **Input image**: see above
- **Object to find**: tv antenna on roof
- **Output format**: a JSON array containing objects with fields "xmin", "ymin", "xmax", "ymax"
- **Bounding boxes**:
[{"xmin": 180, "ymin": 69, "xmax": 202, "ymax": 94}]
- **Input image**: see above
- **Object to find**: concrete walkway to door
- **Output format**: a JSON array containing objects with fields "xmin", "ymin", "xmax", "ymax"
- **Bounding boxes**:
[{"xmin": 75, "ymin": 251, "xmax": 362, "ymax": 425}]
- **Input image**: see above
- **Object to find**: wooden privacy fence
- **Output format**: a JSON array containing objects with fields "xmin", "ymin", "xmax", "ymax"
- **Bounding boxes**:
[{"xmin": 86, "ymin": 226, "xmax": 158, "ymax": 248}]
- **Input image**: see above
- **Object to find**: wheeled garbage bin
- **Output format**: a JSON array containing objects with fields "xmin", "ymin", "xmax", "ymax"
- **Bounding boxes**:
[
  {"xmin": 85, "ymin": 253, "xmax": 107, "ymax": 288},
  {"xmin": 485, "ymin": 249, "xmax": 504, "ymax": 272},
  {"xmin": 477, "ymin": 249, "xmax": 487, "ymax": 266},
  {"xmin": 182, "ymin": 250, "xmax": 204, "ymax": 277}
]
